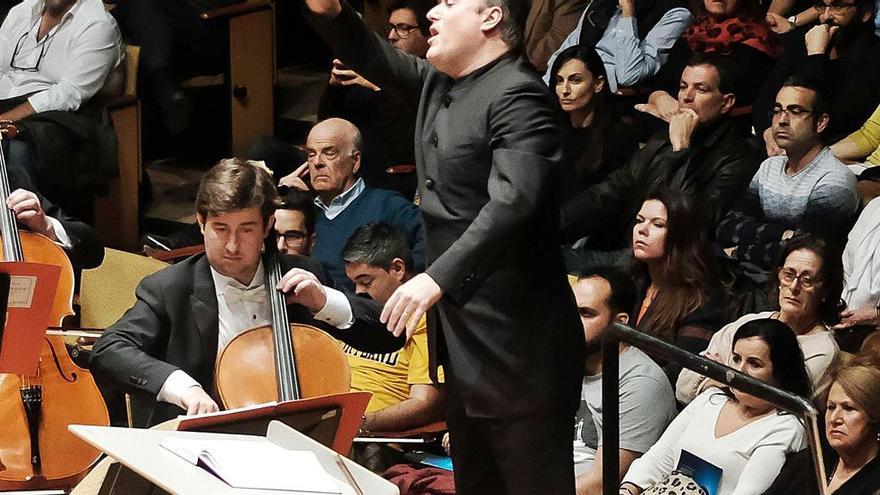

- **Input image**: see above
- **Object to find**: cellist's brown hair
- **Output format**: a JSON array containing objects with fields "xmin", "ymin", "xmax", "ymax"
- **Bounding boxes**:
[{"xmin": 196, "ymin": 158, "xmax": 279, "ymax": 226}]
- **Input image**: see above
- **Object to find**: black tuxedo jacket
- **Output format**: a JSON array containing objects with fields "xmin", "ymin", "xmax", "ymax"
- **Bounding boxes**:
[
  {"xmin": 41, "ymin": 194, "xmax": 104, "ymax": 271},
  {"xmin": 310, "ymin": 5, "xmax": 585, "ymax": 419},
  {"xmin": 90, "ymin": 253, "xmax": 402, "ymax": 426}
]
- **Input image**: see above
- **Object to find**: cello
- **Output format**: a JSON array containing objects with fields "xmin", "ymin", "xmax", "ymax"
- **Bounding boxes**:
[
  {"xmin": 214, "ymin": 237, "xmax": 351, "ymax": 408},
  {"xmin": 0, "ymin": 122, "xmax": 110, "ymax": 490}
]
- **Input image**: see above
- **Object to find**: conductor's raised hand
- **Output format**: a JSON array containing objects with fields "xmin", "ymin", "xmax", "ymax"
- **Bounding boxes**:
[
  {"xmin": 381, "ymin": 273, "xmax": 443, "ymax": 340},
  {"xmin": 7, "ymin": 188, "xmax": 55, "ymax": 240},
  {"xmin": 302, "ymin": 0, "xmax": 342, "ymax": 17},
  {"xmin": 277, "ymin": 267, "xmax": 327, "ymax": 312}
]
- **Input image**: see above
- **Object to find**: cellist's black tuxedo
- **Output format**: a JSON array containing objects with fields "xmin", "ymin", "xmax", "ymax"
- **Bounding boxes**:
[{"xmin": 90, "ymin": 253, "xmax": 402, "ymax": 427}]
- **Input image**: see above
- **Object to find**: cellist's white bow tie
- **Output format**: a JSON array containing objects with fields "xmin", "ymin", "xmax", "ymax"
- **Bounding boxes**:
[{"xmin": 223, "ymin": 285, "xmax": 266, "ymax": 306}]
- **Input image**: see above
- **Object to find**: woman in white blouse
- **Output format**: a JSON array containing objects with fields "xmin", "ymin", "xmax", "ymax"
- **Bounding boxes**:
[
  {"xmin": 619, "ymin": 318, "xmax": 813, "ymax": 495},
  {"xmin": 677, "ymin": 233, "xmax": 841, "ymax": 404}
]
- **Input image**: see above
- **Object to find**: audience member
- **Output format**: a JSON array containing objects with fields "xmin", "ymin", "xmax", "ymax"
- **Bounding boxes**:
[
  {"xmin": 831, "ymin": 101, "xmax": 880, "ymax": 202},
  {"xmin": 548, "ymin": 45, "xmax": 638, "ymax": 204},
  {"xmin": 0, "ymin": 0, "xmax": 122, "ymax": 216},
  {"xmin": 765, "ymin": 357, "xmax": 880, "ymax": 494},
  {"xmin": 275, "ymin": 188, "xmax": 317, "ymax": 257},
  {"xmin": 653, "ymin": 0, "xmax": 781, "ymax": 110},
  {"xmin": 717, "ymin": 79, "xmax": 858, "ymax": 269},
  {"xmin": 630, "ymin": 188, "xmax": 728, "ymax": 383},
  {"xmin": 679, "ymin": 233, "xmax": 841, "ymax": 404},
  {"xmin": 857, "ymin": 330, "xmax": 880, "ymax": 359},
  {"xmin": 340, "ymin": 222, "xmax": 445, "ymax": 432},
  {"xmin": 317, "ymin": 0, "xmax": 433, "ymax": 199},
  {"xmin": 543, "ymin": 0, "xmax": 693, "ymax": 94},
  {"xmin": 832, "ymin": 101, "xmax": 880, "ymax": 166},
  {"xmin": 523, "ymin": 0, "xmax": 588, "ymax": 71},
  {"xmin": 620, "ymin": 318, "xmax": 812, "ymax": 495},
  {"xmin": 561, "ymin": 53, "xmax": 759, "ymax": 270},
  {"xmin": 834, "ymin": 197, "xmax": 880, "ymax": 331},
  {"xmin": 302, "ymin": 118, "xmax": 424, "ymax": 291},
  {"xmin": 754, "ymin": 0, "xmax": 880, "ymax": 147},
  {"xmin": 570, "ymin": 268, "xmax": 677, "ymax": 493}
]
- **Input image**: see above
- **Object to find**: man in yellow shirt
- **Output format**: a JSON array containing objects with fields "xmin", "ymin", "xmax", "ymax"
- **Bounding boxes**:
[{"xmin": 341, "ymin": 222, "xmax": 445, "ymax": 432}]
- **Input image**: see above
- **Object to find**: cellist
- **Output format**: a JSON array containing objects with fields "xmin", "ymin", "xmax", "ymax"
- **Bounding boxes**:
[{"xmin": 90, "ymin": 158, "xmax": 403, "ymax": 427}]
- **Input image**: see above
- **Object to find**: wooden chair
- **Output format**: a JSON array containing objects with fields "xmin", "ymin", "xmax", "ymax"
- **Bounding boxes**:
[
  {"xmin": 79, "ymin": 247, "xmax": 167, "ymax": 329},
  {"xmin": 95, "ymin": 45, "xmax": 143, "ymax": 252}
]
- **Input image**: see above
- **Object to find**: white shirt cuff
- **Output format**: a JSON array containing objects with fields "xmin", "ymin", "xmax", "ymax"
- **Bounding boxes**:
[
  {"xmin": 157, "ymin": 370, "xmax": 202, "ymax": 409},
  {"xmin": 312, "ymin": 287, "xmax": 354, "ymax": 329},
  {"xmin": 48, "ymin": 216, "xmax": 72, "ymax": 250}
]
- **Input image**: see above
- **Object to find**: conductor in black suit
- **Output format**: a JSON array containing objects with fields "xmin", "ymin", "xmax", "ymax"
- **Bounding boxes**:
[
  {"xmin": 305, "ymin": 0, "xmax": 585, "ymax": 492},
  {"xmin": 90, "ymin": 158, "xmax": 402, "ymax": 427}
]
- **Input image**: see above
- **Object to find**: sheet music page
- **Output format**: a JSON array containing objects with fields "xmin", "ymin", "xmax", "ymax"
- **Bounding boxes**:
[{"xmin": 160, "ymin": 436, "xmax": 342, "ymax": 493}]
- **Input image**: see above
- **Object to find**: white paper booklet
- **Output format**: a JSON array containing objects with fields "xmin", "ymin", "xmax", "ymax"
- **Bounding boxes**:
[{"xmin": 160, "ymin": 436, "xmax": 342, "ymax": 493}]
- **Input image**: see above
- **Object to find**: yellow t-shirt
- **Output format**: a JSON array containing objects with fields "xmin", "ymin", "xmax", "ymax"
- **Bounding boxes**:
[{"xmin": 340, "ymin": 315, "xmax": 443, "ymax": 412}]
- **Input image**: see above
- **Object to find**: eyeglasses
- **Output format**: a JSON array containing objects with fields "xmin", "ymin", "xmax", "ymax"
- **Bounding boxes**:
[
  {"xmin": 812, "ymin": 0, "xmax": 858, "ymax": 13},
  {"xmin": 385, "ymin": 23, "xmax": 420, "ymax": 39},
  {"xmin": 10, "ymin": 20, "xmax": 61, "ymax": 72},
  {"xmin": 770, "ymin": 105, "xmax": 816, "ymax": 119},
  {"xmin": 778, "ymin": 267, "xmax": 823, "ymax": 290},
  {"xmin": 278, "ymin": 230, "xmax": 309, "ymax": 248}
]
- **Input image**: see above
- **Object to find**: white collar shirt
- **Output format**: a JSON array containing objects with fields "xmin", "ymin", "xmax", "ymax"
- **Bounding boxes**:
[
  {"xmin": 210, "ymin": 260, "xmax": 272, "ymax": 353},
  {"xmin": 0, "ymin": 0, "xmax": 123, "ymax": 113},
  {"xmin": 314, "ymin": 177, "xmax": 366, "ymax": 220}
]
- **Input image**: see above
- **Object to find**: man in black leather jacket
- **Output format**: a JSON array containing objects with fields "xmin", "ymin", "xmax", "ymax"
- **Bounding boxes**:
[{"xmin": 560, "ymin": 52, "xmax": 760, "ymax": 271}]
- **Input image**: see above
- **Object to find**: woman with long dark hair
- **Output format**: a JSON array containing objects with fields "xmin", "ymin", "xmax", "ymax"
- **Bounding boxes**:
[
  {"xmin": 620, "ymin": 318, "xmax": 812, "ymax": 495},
  {"xmin": 630, "ymin": 187, "xmax": 728, "ymax": 381},
  {"xmin": 548, "ymin": 45, "xmax": 638, "ymax": 203}
]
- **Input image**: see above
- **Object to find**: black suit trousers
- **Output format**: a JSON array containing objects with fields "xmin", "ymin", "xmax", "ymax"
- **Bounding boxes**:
[{"xmin": 444, "ymin": 369, "xmax": 575, "ymax": 495}]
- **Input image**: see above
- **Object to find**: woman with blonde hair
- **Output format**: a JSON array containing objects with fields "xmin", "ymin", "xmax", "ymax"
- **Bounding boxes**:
[{"xmin": 765, "ymin": 357, "xmax": 880, "ymax": 494}]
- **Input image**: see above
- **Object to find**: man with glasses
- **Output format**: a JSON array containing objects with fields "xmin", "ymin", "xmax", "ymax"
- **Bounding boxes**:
[
  {"xmin": 301, "ymin": 117, "xmax": 424, "ymax": 291},
  {"xmin": 753, "ymin": 0, "xmax": 880, "ymax": 148},
  {"xmin": 316, "ymin": 0, "xmax": 433, "ymax": 200},
  {"xmin": 0, "ymin": 0, "xmax": 121, "ymax": 209},
  {"xmin": 719, "ymin": 77, "xmax": 858, "ymax": 270},
  {"xmin": 561, "ymin": 52, "xmax": 760, "ymax": 271},
  {"xmin": 275, "ymin": 188, "xmax": 317, "ymax": 257}
]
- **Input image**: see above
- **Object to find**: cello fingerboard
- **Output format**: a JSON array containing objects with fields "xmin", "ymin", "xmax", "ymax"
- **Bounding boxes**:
[{"xmin": 263, "ymin": 242, "xmax": 301, "ymax": 402}]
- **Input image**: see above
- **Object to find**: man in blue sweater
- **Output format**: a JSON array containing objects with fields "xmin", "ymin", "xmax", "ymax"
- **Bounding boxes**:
[{"xmin": 306, "ymin": 118, "xmax": 425, "ymax": 290}]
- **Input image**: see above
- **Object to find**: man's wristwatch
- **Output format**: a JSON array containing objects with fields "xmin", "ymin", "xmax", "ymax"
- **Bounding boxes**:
[{"xmin": 787, "ymin": 15, "xmax": 798, "ymax": 29}]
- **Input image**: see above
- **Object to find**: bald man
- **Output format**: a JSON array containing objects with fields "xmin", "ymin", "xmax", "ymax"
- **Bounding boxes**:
[{"xmin": 305, "ymin": 118, "xmax": 425, "ymax": 291}]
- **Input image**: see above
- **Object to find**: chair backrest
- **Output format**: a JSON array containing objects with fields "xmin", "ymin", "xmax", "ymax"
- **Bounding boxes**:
[
  {"xmin": 123, "ymin": 45, "xmax": 140, "ymax": 98},
  {"xmin": 80, "ymin": 248, "xmax": 167, "ymax": 329}
]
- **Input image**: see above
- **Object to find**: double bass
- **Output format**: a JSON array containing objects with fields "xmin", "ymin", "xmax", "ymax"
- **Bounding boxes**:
[
  {"xmin": 0, "ymin": 122, "xmax": 109, "ymax": 490},
  {"xmin": 214, "ymin": 238, "xmax": 351, "ymax": 408}
]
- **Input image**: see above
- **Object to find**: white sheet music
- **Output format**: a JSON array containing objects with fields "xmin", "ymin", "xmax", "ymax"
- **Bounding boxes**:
[{"xmin": 160, "ymin": 437, "xmax": 341, "ymax": 494}]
